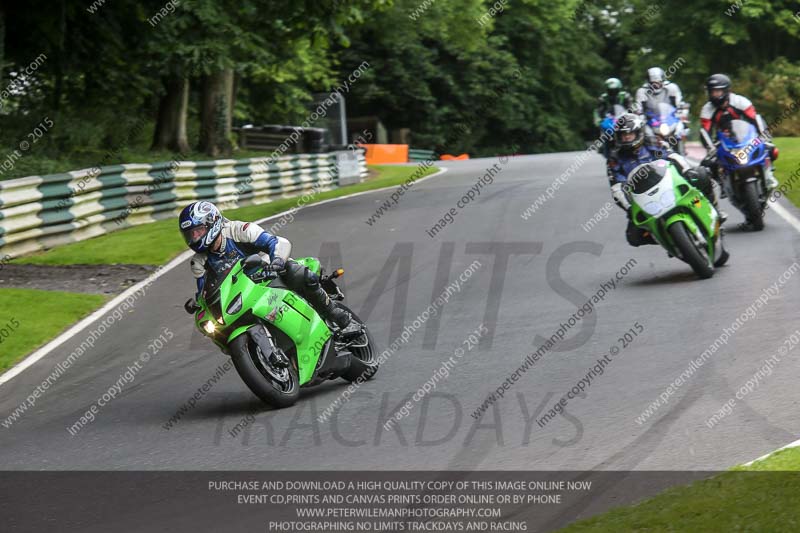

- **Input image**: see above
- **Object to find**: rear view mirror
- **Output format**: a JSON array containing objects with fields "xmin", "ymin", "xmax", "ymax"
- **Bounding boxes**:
[{"xmin": 184, "ymin": 298, "xmax": 200, "ymax": 315}]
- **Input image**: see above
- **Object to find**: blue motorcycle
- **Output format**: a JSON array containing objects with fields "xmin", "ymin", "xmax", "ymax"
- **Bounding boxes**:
[
  {"xmin": 707, "ymin": 119, "xmax": 769, "ymax": 230},
  {"xmin": 645, "ymin": 102, "xmax": 687, "ymax": 155}
]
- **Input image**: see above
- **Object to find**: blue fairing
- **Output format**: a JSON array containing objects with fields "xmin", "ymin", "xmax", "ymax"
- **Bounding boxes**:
[
  {"xmin": 717, "ymin": 119, "xmax": 768, "ymax": 171},
  {"xmin": 600, "ymin": 117, "xmax": 616, "ymax": 136},
  {"xmin": 646, "ymin": 103, "xmax": 680, "ymax": 129}
]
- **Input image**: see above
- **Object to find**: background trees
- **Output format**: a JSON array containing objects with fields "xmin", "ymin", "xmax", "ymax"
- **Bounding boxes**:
[{"xmin": 0, "ymin": 0, "xmax": 796, "ymax": 176}]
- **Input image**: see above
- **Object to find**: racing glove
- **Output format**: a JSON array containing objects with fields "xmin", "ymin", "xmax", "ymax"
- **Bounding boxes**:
[
  {"xmin": 269, "ymin": 257, "xmax": 287, "ymax": 273},
  {"xmin": 611, "ymin": 182, "xmax": 631, "ymax": 211}
]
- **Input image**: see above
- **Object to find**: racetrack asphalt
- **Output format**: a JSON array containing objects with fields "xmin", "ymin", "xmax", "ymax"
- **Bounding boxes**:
[{"xmin": 1, "ymin": 149, "xmax": 799, "ymax": 475}]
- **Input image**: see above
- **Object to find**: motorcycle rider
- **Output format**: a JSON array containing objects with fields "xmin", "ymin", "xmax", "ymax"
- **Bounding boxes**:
[
  {"xmin": 593, "ymin": 78, "xmax": 634, "ymax": 157},
  {"xmin": 699, "ymin": 73, "xmax": 779, "ymax": 193},
  {"xmin": 607, "ymin": 113, "xmax": 722, "ymax": 247},
  {"xmin": 179, "ymin": 201, "xmax": 361, "ymax": 336},
  {"xmin": 635, "ymin": 67, "xmax": 683, "ymax": 116}
]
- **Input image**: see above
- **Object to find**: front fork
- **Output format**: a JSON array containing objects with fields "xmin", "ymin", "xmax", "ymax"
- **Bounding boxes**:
[
  {"xmin": 229, "ymin": 323, "xmax": 289, "ymax": 369},
  {"xmin": 723, "ymin": 169, "xmax": 766, "ymax": 209}
]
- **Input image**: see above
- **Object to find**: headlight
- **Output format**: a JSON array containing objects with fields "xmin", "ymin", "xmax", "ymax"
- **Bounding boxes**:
[
  {"xmin": 203, "ymin": 321, "xmax": 216, "ymax": 334},
  {"xmin": 734, "ymin": 149, "xmax": 749, "ymax": 163},
  {"xmin": 226, "ymin": 294, "xmax": 243, "ymax": 315},
  {"xmin": 660, "ymin": 189, "xmax": 676, "ymax": 209},
  {"xmin": 643, "ymin": 201, "xmax": 663, "ymax": 216},
  {"xmin": 659, "ymin": 123, "xmax": 671, "ymax": 136}
]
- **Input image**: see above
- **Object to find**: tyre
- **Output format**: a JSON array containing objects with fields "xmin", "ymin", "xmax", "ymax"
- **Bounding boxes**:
[
  {"xmin": 714, "ymin": 229, "xmax": 730, "ymax": 268},
  {"xmin": 337, "ymin": 304, "xmax": 379, "ymax": 382},
  {"xmin": 668, "ymin": 221, "xmax": 714, "ymax": 279},
  {"xmin": 742, "ymin": 180, "xmax": 765, "ymax": 231},
  {"xmin": 230, "ymin": 328, "xmax": 299, "ymax": 408},
  {"xmin": 714, "ymin": 247, "xmax": 730, "ymax": 267}
]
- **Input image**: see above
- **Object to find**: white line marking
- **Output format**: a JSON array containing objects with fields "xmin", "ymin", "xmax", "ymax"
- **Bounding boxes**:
[
  {"xmin": 739, "ymin": 200, "xmax": 800, "ymax": 466},
  {"xmin": 0, "ymin": 166, "xmax": 448, "ymax": 387},
  {"xmin": 743, "ymin": 438, "xmax": 800, "ymax": 467},
  {"xmin": 770, "ymin": 201, "xmax": 800, "ymax": 233}
]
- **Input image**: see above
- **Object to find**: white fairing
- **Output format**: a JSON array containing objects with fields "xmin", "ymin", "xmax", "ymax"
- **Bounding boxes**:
[{"xmin": 631, "ymin": 173, "xmax": 676, "ymax": 219}]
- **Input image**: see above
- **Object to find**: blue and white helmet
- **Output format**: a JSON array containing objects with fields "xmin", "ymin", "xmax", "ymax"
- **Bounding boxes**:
[{"xmin": 179, "ymin": 201, "xmax": 222, "ymax": 253}]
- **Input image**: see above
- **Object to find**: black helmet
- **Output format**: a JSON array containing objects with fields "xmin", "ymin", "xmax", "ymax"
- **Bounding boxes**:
[
  {"xmin": 614, "ymin": 113, "xmax": 645, "ymax": 153},
  {"xmin": 706, "ymin": 74, "xmax": 731, "ymax": 108}
]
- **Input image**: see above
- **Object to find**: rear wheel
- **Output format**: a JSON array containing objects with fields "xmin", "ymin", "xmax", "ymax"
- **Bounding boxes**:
[
  {"xmin": 337, "ymin": 305, "xmax": 379, "ymax": 382},
  {"xmin": 668, "ymin": 221, "xmax": 714, "ymax": 279},
  {"xmin": 742, "ymin": 180, "xmax": 765, "ymax": 231},
  {"xmin": 230, "ymin": 328, "xmax": 299, "ymax": 408}
]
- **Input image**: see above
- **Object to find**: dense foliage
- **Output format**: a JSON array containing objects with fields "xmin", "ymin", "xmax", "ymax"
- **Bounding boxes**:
[{"xmin": 0, "ymin": 0, "xmax": 797, "ymax": 176}]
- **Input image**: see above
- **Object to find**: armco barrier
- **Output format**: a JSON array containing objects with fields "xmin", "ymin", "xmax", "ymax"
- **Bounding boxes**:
[
  {"xmin": 408, "ymin": 148, "xmax": 436, "ymax": 163},
  {"xmin": 0, "ymin": 151, "xmax": 366, "ymax": 259}
]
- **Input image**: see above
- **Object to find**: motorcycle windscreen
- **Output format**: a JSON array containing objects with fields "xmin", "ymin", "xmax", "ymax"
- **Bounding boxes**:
[
  {"xmin": 627, "ymin": 161, "xmax": 668, "ymax": 195},
  {"xmin": 612, "ymin": 104, "xmax": 627, "ymax": 118},
  {"xmin": 656, "ymin": 102, "xmax": 678, "ymax": 125},
  {"xmin": 629, "ymin": 162, "xmax": 677, "ymax": 218},
  {"xmin": 719, "ymin": 119, "xmax": 758, "ymax": 149}
]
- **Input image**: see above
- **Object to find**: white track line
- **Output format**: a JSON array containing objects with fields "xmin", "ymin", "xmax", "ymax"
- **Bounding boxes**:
[
  {"xmin": 0, "ymin": 166, "xmax": 449, "ymax": 387},
  {"xmin": 740, "ymin": 199, "xmax": 800, "ymax": 466},
  {"xmin": 770, "ymin": 201, "xmax": 800, "ymax": 233},
  {"xmin": 743, "ymin": 438, "xmax": 800, "ymax": 467}
]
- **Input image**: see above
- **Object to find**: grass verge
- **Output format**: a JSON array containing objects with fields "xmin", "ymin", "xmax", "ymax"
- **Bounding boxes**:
[
  {"xmin": 15, "ymin": 164, "xmax": 439, "ymax": 266},
  {"xmin": 557, "ymin": 447, "xmax": 800, "ymax": 532},
  {"xmin": 0, "ymin": 288, "xmax": 107, "ymax": 372},
  {"xmin": 774, "ymin": 137, "xmax": 800, "ymax": 208}
]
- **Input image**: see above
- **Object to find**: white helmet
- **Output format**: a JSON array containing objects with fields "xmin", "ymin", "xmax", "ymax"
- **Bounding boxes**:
[{"xmin": 647, "ymin": 67, "xmax": 667, "ymax": 94}]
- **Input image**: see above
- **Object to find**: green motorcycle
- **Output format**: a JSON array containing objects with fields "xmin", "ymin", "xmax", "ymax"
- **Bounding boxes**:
[
  {"xmin": 628, "ymin": 160, "xmax": 729, "ymax": 279},
  {"xmin": 185, "ymin": 255, "xmax": 378, "ymax": 408}
]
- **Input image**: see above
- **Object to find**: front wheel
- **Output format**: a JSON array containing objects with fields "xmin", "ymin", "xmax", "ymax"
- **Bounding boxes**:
[
  {"xmin": 742, "ymin": 180, "xmax": 765, "ymax": 231},
  {"xmin": 230, "ymin": 328, "xmax": 300, "ymax": 408},
  {"xmin": 668, "ymin": 221, "xmax": 714, "ymax": 279}
]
